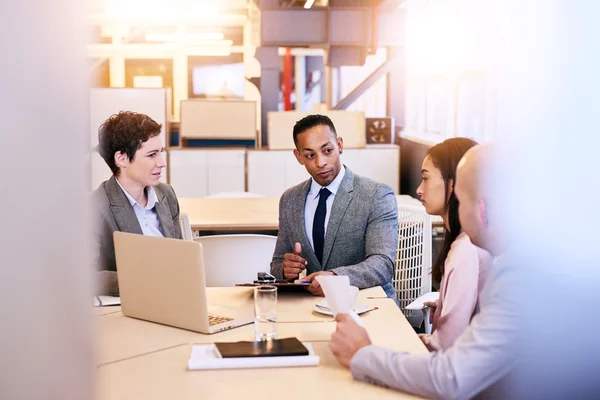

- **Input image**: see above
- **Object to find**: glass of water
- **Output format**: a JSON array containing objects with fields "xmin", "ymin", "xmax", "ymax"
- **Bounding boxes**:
[{"xmin": 254, "ymin": 285, "xmax": 277, "ymax": 341}]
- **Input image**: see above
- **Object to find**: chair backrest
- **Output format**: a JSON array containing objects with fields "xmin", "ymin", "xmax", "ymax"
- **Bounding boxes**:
[
  {"xmin": 178, "ymin": 213, "xmax": 193, "ymax": 241},
  {"xmin": 205, "ymin": 192, "xmax": 266, "ymax": 199},
  {"xmin": 193, "ymin": 234, "xmax": 277, "ymax": 286},
  {"xmin": 394, "ymin": 205, "xmax": 433, "ymax": 317}
]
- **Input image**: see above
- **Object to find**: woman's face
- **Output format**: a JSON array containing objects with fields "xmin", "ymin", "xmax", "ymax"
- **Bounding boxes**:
[{"xmin": 416, "ymin": 155, "xmax": 448, "ymax": 216}]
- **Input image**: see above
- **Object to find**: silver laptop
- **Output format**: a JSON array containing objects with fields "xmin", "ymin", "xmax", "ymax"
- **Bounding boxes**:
[{"xmin": 113, "ymin": 231, "xmax": 253, "ymax": 334}]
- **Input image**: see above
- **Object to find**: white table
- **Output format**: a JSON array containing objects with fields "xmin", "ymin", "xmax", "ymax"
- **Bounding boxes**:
[{"xmin": 95, "ymin": 287, "xmax": 427, "ymax": 399}]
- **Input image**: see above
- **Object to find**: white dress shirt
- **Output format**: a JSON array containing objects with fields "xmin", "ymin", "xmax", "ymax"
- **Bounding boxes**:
[
  {"xmin": 116, "ymin": 179, "xmax": 164, "ymax": 238},
  {"xmin": 350, "ymin": 253, "xmax": 520, "ymax": 399},
  {"xmin": 304, "ymin": 166, "xmax": 346, "ymax": 251}
]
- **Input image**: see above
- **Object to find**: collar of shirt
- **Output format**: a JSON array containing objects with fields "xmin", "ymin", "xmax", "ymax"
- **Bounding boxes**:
[
  {"xmin": 115, "ymin": 178, "xmax": 159, "ymax": 211},
  {"xmin": 308, "ymin": 165, "xmax": 346, "ymax": 200}
]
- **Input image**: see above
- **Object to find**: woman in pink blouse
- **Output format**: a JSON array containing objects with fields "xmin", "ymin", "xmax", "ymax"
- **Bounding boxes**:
[{"xmin": 416, "ymin": 138, "xmax": 492, "ymax": 351}]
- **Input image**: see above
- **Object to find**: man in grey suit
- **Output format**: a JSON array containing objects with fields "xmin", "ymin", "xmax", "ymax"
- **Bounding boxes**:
[
  {"xmin": 329, "ymin": 145, "xmax": 520, "ymax": 399},
  {"xmin": 92, "ymin": 111, "xmax": 182, "ymax": 295},
  {"xmin": 270, "ymin": 114, "xmax": 398, "ymax": 298}
]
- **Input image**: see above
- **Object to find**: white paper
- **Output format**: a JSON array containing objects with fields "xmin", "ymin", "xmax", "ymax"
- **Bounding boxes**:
[
  {"xmin": 187, "ymin": 343, "xmax": 319, "ymax": 370},
  {"xmin": 93, "ymin": 296, "xmax": 121, "ymax": 307},
  {"xmin": 405, "ymin": 292, "xmax": 439, "ymax": 310},
  {"xmin": 315, "ymin": 275, "xmax": 364, "ymax": 327},
  {"xmin": 298, "ymin": 268, "xmax": 307, "ymax": 281}
]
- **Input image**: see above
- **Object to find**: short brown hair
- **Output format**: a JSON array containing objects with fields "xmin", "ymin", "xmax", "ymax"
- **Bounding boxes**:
[{"xmin": 97, "ymin": 111, "xmax": 162, "ymax": 175}]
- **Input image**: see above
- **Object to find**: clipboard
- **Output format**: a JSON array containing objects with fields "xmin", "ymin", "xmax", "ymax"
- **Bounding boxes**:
[{"xmin": 235, "ymin": 280, "xmax": 310, "ymax": 291}]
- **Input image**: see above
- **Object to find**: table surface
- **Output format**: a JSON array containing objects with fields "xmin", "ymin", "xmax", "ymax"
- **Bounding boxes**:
[
  {"xmin": 179, "ymin": 197, "xmax": 280, "ymax": 231},
  {"xmin": 180, "ymin": 195, "xmax": 443, "ymax": 231},
  {"xmin": 96, "ymin": 286, "xmax": 427, "ymax": 400}
]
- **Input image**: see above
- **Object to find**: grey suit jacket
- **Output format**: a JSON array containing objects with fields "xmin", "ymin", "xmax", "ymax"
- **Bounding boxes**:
[
  {"xmin": 92, "ymin": 176, "xmax": 182, "ymax": 294},
  {"xmin": 270, "ymin": 167, "xmax": 398, "ymax": 297}
]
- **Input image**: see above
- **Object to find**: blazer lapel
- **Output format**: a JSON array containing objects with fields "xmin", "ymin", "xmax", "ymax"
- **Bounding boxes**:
[
  {"xmin": 321, "ymin": 168, "xmax": 354, "ymax": 268},
  {"xmin": 153, "ymin": 186, "xmax": 176, "ymax": 238},
  {"xmin": 294, "ymin": 179, "xmax": 321, "ymax": 270},
  {"xmin": 106, "ymin": 176, "xmax": 143, "ymax": 235}
]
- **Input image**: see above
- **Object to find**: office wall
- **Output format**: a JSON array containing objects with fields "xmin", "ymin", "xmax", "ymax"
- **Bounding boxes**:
[{"xmin": 0, "ymin": 1, "xmax": 93, "ymax": 399}]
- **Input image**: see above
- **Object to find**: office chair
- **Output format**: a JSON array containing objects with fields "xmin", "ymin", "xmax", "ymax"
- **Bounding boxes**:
[
  {"xmin": 193, "ymin": 234, "xmax": 277, "ymax": 287},
  {"xmin": 394, "ymin": 205, "xmax": 438, "ymax": 334}
]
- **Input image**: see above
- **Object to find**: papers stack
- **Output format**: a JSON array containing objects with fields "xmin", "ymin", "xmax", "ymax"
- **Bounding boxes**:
[
  {"xmin": 93, "ymin": 295, "xmax": 121, "ymax": 307},
  {"xmin": 188, "ymin": 342, "xmax": 319, "ymax": 370}
]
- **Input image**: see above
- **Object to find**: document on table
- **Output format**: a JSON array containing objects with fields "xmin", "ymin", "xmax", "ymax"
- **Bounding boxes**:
[
  {"xmin": 188, "ymin": 342, "xmax": 319, "ymax": 370},
  {"xmin": 93, "ymin": 295, "xmax": 121, "ymax": 307},
  {"xmin": 405, "ymin": 291, "xmax": 440, "ymax": 310}
]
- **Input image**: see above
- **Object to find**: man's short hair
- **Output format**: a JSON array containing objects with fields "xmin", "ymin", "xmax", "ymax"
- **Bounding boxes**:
[
  {"xmin": 97, "ymin": 111, "xmax": 162, "ymax": 175},
  {"xmin": 292, "ymin": 114, "xmax": 337, "ymax": 147}
]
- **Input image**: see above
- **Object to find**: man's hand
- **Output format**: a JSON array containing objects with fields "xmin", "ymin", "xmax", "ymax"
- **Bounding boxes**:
[
  {"xmin": 303, "ymin": 271, "xmax": 335, "ymax": 296},
  {"xmin": 329, "ymin": 313, "xmax": 372, "ymax": 368},
  {"xmin": 283, "ymin": 242, "xmax": 307, "ymax": 280}
]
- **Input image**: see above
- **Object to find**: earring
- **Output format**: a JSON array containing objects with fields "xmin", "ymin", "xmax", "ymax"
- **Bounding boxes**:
[{"xmin": 339, "ymin": 151, "xmax": 342, "ymax": 154}]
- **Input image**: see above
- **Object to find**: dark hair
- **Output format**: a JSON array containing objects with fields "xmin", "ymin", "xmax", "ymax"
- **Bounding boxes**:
[
  {"xmin": 427, "ymin": 137, "xmax": 478, "ymax": 283},
  {"xmin": 292, "ymin": 114, "xmax": 337, "ymax": 147},
  {"xmin": 97, "ymin": 111, "xmax": 162, "ymax": 176}
]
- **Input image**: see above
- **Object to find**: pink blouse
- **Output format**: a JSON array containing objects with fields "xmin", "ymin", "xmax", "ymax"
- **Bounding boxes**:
[{"xmin": 419, "ymin": 232, "xmax": 492, "ymax": 351}]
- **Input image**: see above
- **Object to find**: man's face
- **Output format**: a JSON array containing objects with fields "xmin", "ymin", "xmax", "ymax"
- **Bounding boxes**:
[
  {"xmin": 293, "ymin": 124, "xmax": 344, "ymax": 187},
  {"xmin": 455, "ymin": 161, "xmax": 484, "ymax": 248},
  {"xmin": 118, "ymin": 135, "xmax": 166, "ymax": 187}
]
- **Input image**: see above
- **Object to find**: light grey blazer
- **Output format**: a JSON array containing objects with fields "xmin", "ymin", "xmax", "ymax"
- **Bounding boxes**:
[
  {"xmin": 270, "ymin": 167, "xmax": 398, "ymax": 297},
  {"xmin": 92, "ymin": 176, "xmax": 182, "ymax": 294},
  {"xmin": 349, "ymin": 254, "xmax": 520, "ymax": 399}
]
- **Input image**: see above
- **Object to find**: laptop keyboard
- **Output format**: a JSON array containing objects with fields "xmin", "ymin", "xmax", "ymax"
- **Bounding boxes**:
[{"xmin": 208, "ymin": 314, "xmax": 234, "ymax": 326}]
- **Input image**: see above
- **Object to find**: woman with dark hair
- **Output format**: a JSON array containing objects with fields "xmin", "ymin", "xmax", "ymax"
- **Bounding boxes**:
[{"xmin": 416, "ymin": 137, "xmax": 492, "ymax": 351}]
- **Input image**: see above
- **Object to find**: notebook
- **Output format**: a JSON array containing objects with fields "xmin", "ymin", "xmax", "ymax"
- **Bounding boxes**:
[
  {"xmin": 405, "ymin": 291, "xmax": 440, "ymax": 310},
  {"xmin": 93, "ymin": 295, "xmax": 121, "ymax": 307},
  {"xmin": 188, "ymin": 342, "xmax": 319, "ymax": 370}
]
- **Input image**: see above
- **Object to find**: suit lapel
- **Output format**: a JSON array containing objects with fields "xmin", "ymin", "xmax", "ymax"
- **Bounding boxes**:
[
  {"xmin": 153, "ymin": 186, "xmax": 176, "ymax": 238},
  {"xmin": 294, "ymin": 179, "xmax": 321, "ymax": 270},
  {"xmin": 106, "ymin": 176, "xmax": 143, "ymax": 235},
  {"xmin": 321, "ymin": 168, "xmax": 354, "ymax": 268}
]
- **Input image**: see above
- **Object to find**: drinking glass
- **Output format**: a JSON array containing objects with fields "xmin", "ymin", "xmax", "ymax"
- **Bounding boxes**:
[{"xmin": 254, "ymin": 285, "xmax": 277, "ymax": 341}]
